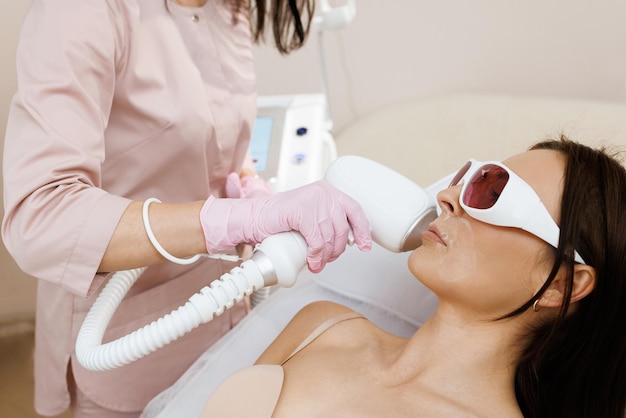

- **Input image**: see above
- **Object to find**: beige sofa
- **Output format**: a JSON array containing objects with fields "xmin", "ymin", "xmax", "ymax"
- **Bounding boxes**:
[{"xmin": 336, "ymin": 94, "xmax": 626, "ymax": 186}]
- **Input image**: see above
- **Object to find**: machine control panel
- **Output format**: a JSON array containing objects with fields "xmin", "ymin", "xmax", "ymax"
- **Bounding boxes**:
[{"xmin": 250, "ymin": 94, "xmax": 336, "ymax": 192}]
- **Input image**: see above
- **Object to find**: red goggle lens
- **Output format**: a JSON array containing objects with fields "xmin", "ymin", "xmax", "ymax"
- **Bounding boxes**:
[{"xmin": 450, "ymin": 162, "xmax": 510, "ymax": 210}]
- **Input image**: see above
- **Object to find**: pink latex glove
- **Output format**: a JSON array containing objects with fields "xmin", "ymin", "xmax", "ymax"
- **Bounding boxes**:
[
  {"xmin": 200, "ymin": 180, "xmax": 372, "ymax": 273},
  {"xmin": 225, "ymin": 172, "xmax": 273, "ymax": 199},
  {"xmin": 224, "ymin": 173, "xmax": 273, "ymax": 261}
]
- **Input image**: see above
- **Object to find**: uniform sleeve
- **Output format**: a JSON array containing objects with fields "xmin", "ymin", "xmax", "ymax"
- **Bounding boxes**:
[{"xmin": 1, "ymin": 0, "xmax": 132, "ymax": 296}]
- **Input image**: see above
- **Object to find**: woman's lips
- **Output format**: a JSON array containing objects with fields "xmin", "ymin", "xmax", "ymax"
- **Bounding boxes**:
[{"xmin": 422, "ymin": 225, "xmax": 446, "ymax": 246}]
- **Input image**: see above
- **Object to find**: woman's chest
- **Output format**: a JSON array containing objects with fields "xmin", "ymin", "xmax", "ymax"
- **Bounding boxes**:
[{"xmin": 274, "ymin": 348, "xmax": 499, "ymax": 418}]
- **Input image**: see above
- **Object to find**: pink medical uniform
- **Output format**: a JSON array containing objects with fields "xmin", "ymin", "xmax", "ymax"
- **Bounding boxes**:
[{"xmin": 2, "ymin": 0, "xmax": 256, "ymax": 415}]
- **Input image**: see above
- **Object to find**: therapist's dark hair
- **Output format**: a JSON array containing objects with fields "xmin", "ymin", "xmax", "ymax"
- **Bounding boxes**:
[
  {"xmin": 243, "ymin": 0, "xmax": 315, "ymax": 54},
  {"xmin": 513, "ymin": 136, "xmax": 626, "ymax": 418},
  {"xmin": 165, "ymin": 0, "xmax": 314, "ymax": 55}
]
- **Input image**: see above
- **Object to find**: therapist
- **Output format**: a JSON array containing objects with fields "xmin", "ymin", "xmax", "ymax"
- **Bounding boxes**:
[{"xmin": 1, "ymin": 0, "xmax": 372, "ymax": 417}]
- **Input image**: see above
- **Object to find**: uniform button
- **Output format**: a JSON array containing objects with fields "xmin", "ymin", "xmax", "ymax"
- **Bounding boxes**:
[{"xmin": 191, "ymin": 14, "xmax": 199, "ymax": 22}]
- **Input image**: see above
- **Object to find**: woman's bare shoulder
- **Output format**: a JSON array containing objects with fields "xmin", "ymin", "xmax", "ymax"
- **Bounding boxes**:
[{"xmin": 255, "ymin": 301, "xmax": 358, "ymax": 365}]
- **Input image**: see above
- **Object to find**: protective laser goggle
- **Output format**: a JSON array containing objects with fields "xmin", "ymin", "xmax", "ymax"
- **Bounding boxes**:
[{"xmin": 449, "ymin": 159, "xmax": 586, "ymax": 265}]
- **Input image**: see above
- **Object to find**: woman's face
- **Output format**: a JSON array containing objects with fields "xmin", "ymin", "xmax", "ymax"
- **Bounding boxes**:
[{"xmin": 409, "ymin": 149, "xmax": 566, "ymax": 318}]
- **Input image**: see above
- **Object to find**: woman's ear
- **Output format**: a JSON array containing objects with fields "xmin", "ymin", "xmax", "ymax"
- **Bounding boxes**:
[{"xmin": 537, "ymin": 265, "xmax": 596, "ymax": 309}]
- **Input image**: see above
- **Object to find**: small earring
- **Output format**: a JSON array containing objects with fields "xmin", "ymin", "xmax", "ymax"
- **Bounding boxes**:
[{"xmin": 532, "ymin": 299, "xmax": 541, "ymax": 312}]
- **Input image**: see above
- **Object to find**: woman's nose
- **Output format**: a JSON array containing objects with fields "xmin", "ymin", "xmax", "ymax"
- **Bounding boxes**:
[{"xmin": 436, "ymin": 185, "xmax": 463, "ymax": 216}]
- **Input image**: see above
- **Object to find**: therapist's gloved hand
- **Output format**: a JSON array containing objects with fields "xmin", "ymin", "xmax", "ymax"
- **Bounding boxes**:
[
  {"xmin": 200, "ymin": 180, "xmax": 372, "ymax": 273},
  {"xmin": 225, "ymin": 172, "xmax": 273, "ymax": 199},
  {"xmin": 224, "ymin": 173, "xmax": 273, "ymax": 261}
]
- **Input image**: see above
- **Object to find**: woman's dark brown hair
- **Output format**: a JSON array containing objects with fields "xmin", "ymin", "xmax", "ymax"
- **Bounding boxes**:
[{"xmin": 513, "ymin": 136, "xmax": 626, "ymax": 417}]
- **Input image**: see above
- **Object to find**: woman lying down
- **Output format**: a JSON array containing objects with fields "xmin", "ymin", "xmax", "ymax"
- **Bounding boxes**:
[{"xmin": 200, "ymin": 137, "xmax": 626, "ymax": 418}]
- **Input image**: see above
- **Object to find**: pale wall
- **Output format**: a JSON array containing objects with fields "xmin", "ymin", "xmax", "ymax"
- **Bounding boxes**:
[
  {"xmin": 1, "ymin": 0, "xmax": 626, "ymax": 321},
  {"xmin": 253, "ymin": 0, "xmax": 626, "ymax": 132}
]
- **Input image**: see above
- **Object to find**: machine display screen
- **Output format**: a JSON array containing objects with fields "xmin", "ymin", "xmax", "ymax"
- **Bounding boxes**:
[{"xmin": 249, "ymin": 116, "xmax": 274, "ymax": 172}]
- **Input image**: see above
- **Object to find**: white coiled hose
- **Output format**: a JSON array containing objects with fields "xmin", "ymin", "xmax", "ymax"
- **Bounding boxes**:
[{"xmin": 75, "ymin": 232, "xmax": 307, "ymax": 371}]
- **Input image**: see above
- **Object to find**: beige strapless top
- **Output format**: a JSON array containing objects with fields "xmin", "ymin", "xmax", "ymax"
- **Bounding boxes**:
[{"xmin": 199, "ymin": 311, "xmax": 364, "ymax": 417}]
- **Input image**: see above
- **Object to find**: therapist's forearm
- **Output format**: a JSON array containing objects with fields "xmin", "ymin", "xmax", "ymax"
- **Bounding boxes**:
[{"xmin": 98, "ymin": 200, "xmax": 207, "ymax": 273}]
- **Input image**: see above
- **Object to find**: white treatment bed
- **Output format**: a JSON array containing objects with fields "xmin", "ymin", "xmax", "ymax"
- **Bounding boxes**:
[{"xmin": 141, "ymin": 94, "xmax": 626, "ymax": 418}]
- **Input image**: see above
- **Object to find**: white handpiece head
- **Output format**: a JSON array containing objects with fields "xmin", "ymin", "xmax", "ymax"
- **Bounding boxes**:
[
  {"xmin": 325, "ymin": 155, "xmax": 437, "ymax": 252},
  {"xmin": 254, "ymin": 156, "xmax": 438, "ymax": 287}
]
